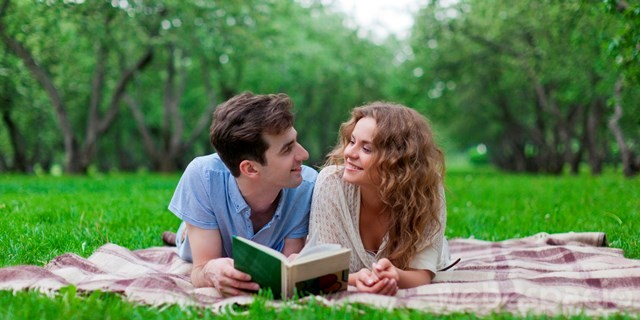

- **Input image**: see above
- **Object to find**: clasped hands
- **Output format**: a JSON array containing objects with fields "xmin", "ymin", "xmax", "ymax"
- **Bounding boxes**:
[{"xmin": 352, "ymin": 258, "xmax": 399, "ymax": 296}]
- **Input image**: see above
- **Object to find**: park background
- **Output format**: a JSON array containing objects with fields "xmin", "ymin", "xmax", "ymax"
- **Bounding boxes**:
[
  {"xmin": 1, "ymin": 0, "xmax": 640, "ymax": 318},
  {"xmin": 0, "ymin": 0, "xmax": 638, "ymax": 177}
]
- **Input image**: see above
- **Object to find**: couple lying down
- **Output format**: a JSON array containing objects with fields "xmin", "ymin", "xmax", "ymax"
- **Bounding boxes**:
[{"xmin": 165, "ymin": 92, "xmax": 453, "ymax": 297}]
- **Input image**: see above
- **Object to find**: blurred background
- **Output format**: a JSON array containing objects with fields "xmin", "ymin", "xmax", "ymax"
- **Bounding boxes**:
[{"xmin": 0, "ymin": 0, "xmax": 638, "ymax": 177}]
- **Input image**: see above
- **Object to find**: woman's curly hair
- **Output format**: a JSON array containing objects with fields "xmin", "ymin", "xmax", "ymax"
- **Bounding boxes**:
[{"xmin": 326, "ymin": 102, "xmax": 445, "ymax": 269}]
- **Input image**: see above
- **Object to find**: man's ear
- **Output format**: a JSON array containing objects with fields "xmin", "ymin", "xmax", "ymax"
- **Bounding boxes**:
[{"xmin": 239, "ymin": 159, "xmax": 259, "ymax": 177}]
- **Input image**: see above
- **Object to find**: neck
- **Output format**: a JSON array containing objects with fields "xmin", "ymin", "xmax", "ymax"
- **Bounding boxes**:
[
  {"xmin": 236, "ymin": 176, "xmax": 281, "ymax": 213},
  {"xmin": 359, "ymin": 184, "xmax": 385, "ymax": 216}
]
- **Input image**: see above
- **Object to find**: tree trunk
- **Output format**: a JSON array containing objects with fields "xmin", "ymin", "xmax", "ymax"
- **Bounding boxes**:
[
  {"xmin": 0, "ymin": 95, "xmax": 28, "ymax": 172},
  {"xmin": 125, "ymin": 47, "xmax": 218, "ymax": 172},
  {"xmin": 0, "ymin": 0, "xmax": 157, "ymax": 174},
  {"xmin": 585, "ymin": 98, "xmax": 605, "ymax": 174},
  {"xmin": 0, "ymin": 12, "xmax": 79, "ymax": 172},
  {"xmin": 607, "ymin": 77, "xmax": 638, "ymax": 177},
  {"xmin": 0, "ymin": 152, "xmax": 6, "ymax": 171}
]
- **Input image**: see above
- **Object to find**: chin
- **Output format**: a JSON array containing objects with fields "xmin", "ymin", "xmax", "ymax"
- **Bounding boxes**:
[
  {"xmin": 341, "ymin": 172, "xmax": 360, "ymax": 185},
  {"xmin": 286, "ymin": 178, "xmax": 303, "ymax": 188}
]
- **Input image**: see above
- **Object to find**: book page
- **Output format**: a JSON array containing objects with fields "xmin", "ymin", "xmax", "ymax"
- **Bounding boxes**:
[
  {"xmin": 297, "ymin": 231, "xmax": 342, "ymax": 260},
  {"xmin": 297, "ymin": 243, "xmax": 342, "ymax": 259}
]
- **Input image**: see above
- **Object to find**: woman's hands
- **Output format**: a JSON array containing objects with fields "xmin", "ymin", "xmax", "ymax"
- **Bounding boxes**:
[{"xmin": 351, "ymin": 258, "xmax": 399, "ymax": 296}]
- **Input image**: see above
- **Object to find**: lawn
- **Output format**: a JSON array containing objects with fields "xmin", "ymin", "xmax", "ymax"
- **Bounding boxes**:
[{"xmin": 1, "ymin": 168, "xmax": 638, "ymax": 319}]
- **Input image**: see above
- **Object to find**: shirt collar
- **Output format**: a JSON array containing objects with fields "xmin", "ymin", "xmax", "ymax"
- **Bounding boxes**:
[
  {"xmin": 228, "ymin": 177, "xmax": 249, "ymax": 214},
  {"xmin": 228, "ymin": 177, "xmax": 285, "ymax": 220}
]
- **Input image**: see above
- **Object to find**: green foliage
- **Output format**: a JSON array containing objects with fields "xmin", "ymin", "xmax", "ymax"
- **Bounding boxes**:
[
  {"xmin": 604, "ymin": 0, "xmax": 640, "ymax": 84},
  {"xmin": 0, "ymin": 172, "xmax": 638, "ymax": 318},
  {"xmin": 402, "ymin": 0, "xmax": 639, "ymax": 174},
  {"xmin": 1, "ymin": 0, "xmax": 638, "ymax": 176},
  {"xmin": 467, "ymin": 144, "xmax": 489, "ymax": 165}
]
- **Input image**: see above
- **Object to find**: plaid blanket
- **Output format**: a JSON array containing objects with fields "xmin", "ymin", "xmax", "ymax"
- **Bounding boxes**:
[{"xmin": 1, "ymin": 232, "xmax": 639, "ymax": 316}]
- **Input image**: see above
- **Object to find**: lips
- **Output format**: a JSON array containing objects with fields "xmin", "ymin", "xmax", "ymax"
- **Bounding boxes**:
[{"xmin": 345, "ymin": 162, "xmax": 362, "ymax": 171}]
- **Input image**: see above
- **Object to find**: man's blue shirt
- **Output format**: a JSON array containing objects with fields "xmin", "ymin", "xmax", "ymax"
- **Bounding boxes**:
[{"xmin": 168, "ymin": 153, "xmax": 317, "ymax": 258}]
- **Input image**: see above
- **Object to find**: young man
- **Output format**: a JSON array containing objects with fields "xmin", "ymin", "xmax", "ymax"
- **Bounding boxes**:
[{"xmin": 167, "ymin": 92, "xmax": 317, "ymax": 296}]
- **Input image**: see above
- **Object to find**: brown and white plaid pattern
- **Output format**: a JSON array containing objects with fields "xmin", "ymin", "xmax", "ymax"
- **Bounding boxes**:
[{"xmin": 1, "ymin": 232, "xmax": 638, "ymax": 316}]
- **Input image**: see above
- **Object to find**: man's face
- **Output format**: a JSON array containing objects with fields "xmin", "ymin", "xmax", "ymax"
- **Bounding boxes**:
[{"xmin": 256, "ymin": 127, "xmax": 309, "ymax": 189}]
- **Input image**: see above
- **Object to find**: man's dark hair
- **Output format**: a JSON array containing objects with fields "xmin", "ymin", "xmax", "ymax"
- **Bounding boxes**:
[{"xmin": 209, "ymin": 92, "xmax": 294, "ymax": 177}]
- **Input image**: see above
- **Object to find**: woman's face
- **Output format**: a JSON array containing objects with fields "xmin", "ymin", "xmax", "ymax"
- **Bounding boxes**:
[{"xmin": 342, "ymin": 116, "xmax": 379, "ymax": 186}]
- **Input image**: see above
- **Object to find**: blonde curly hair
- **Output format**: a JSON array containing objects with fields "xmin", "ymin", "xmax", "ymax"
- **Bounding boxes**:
[{"xmin": 326, "ymin": 102, "xmax": 445, "ymax": 269}]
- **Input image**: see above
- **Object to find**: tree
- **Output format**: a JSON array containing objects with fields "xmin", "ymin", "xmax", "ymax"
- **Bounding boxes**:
[
  {"xmin": 121, "ymin": 0, "xmax": 301, "ymax": 171},
  {"xmin": 0, "ymin": 36, "xmax": 59, "ymax": 173},
  {"xmin": 0, "ymin": 0, "xmax": 162, "ymax": 173},
  {"xmin": 603, "ymin": 0, "xmax": 640, "ymax": 176},
  {"xmin": 0, "ymin": 0, "xmax": 424, "ymax": 173},
  {"xmin": 404, "ymin": 0, "xmax": 636, "ymax": 175}
]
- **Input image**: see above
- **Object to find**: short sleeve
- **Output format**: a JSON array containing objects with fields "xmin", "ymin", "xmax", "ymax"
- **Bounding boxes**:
[
  {"xmin": 168, "ymin": 158, "xmax": 219, "ymax": 229},
  {"xmin": 409, "ymin": 245, "xmax": 439, "ymax": 274}
]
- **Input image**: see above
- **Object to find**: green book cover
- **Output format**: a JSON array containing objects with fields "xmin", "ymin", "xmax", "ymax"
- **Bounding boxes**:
[
  {"xmin": 232, "ymin": 235, "xmax": 285, "ymax": 299},
  {"xmin": 232, "ymin": 235, "xmax": 351, "ymax": 299}
]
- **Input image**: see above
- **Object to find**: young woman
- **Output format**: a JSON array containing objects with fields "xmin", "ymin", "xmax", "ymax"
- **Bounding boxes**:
[{"xmin": 309, "ymin": 102, "xmax": 451, "ymax": 295}]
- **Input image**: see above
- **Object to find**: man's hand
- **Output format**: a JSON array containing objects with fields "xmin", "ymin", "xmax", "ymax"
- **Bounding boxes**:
[
  {"xmin": 186, "ymin": 224, "xmax": 259, "ymax": 296},
  {"xmin": 202, "ymin": 257, "xmax": 260, "ymax": 296}
]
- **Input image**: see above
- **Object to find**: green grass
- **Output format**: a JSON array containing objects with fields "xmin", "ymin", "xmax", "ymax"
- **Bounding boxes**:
[
  {"xmin": 1, "ymin": 168, "xmax": 639, "ymax": 319},
  {"xmin": 444, "ymin": 167, "xmax": 640, "ymax": 258}
]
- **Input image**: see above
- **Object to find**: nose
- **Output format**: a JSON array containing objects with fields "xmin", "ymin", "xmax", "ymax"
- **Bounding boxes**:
[
  {"xmin": 296, "ymin": 143, "xmax": 309, "ymax": 161},
  {"xmin": 344, "ymin": 143, "xmax": 357, "ymax": 159}
]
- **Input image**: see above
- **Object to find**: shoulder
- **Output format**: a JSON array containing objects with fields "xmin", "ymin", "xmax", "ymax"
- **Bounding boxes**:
[
  {"xmin": 180, "ymin": 153, "xmax": 232, "ymax": 187},
  {"xmin": 317, "ymin": 165, "xmax": 344, "ymax": 184},
  {"xmin": 318, "ymin": 164, "xmax": 343, "ymax": 178},
  {"xmin": 314, "ymin": 165, "xmax": 350, "ymax": 196},
  {"xmin": 184, "ymin": 154, "xmax": 230, "ymax": 175}
]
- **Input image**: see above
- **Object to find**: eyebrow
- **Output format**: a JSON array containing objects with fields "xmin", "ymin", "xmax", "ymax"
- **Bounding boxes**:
[{"xmin": 350, "ymin": 135, "xmax": 372, "ymax": 145}]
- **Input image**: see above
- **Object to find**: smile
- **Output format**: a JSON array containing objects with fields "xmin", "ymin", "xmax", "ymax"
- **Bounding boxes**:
[{"xmin": 346, "ymin": 162, "xmax": 362, "ymax": 171}]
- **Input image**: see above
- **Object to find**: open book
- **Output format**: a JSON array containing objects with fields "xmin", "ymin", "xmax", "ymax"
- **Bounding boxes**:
[{"xmin": 232, "ymin": 235, "xmax": 351, "ymax": 299}]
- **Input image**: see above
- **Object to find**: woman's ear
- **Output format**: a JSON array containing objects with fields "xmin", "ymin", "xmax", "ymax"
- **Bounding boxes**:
[{"xmin": 239, "ymin": 160, "xmax": 259, "ymax": 177}]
